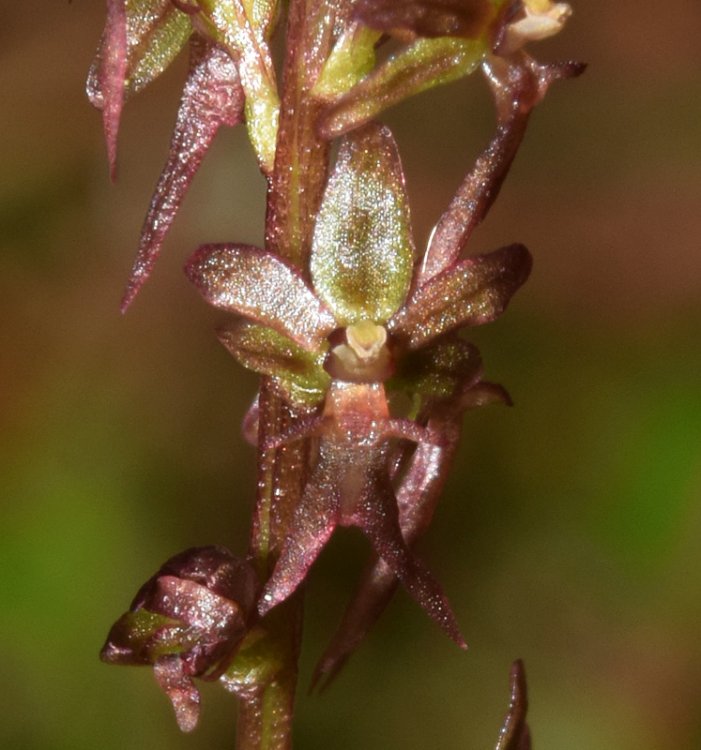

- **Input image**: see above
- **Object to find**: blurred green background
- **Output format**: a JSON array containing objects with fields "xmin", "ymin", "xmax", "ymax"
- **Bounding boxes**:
[{"xmin": 2, "ymin": 2, "xmax": 700, "ymax": 748}]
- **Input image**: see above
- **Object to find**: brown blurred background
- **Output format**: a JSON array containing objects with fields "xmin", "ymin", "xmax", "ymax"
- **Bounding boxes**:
[{"xmin": 2, "ymin": 2, "xmax": 700, "ymax": 748}]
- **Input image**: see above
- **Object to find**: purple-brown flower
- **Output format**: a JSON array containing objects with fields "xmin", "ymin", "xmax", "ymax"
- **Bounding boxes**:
[
  {"xmin": 185, "ymin": 122, "xmax": 530, "ymax": 645},
  {"xmin": 100, "ymin": 546, "xmax": 259, "ymax": 732}
]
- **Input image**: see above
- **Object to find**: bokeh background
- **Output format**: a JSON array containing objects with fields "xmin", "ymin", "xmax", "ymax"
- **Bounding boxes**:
[{"xmin": 2, "ymin": 2, "xmax": 700, "ymax": 748}]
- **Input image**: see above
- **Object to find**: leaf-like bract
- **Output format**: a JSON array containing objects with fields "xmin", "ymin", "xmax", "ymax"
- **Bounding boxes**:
[
  {"xmin": 318, "ymin": 36, "xmax": 485, "ymax": 139},
  {"xmin": 312, "ymin": 22, "xmax": 381, "ymax": 102},
  {"xmin": 311, "ymin": 123, "xmax": 414, "ymax": 325},
  {"xmin": 121, "ymin": 36, "xmax": 244, "ymax": 311},
  {"xmin": 197, "ymin": 0, "xmax": 280, "ymax": 173}
]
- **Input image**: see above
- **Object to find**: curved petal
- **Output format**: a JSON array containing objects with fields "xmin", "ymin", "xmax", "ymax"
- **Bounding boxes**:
[
  {"xmin": 185, "ymin": 243, "xmax": 336, "ymax": 351},
  {"xmin": 311, "ymin": 123, "xmax": 414, "ymax": 325},
  {"xmin": 389, "ymin": 243, "xmax": 532, "ymax": 349},
  {"xmin": 218, "ymin": 321, "xmax": 330, "ymax": 407}
]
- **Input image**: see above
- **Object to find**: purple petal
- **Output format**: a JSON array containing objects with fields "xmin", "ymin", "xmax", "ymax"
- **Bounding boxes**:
[
  {"xmin": 258, "ymin": 472, "xmax": 340, "ymax": 616},
  {"xmin": 152, "ymin": 576, "xmax": 240, "ymax": 632},
  {"xmin": 100, "ymin": 0, "xmax": 127, "ymax": 180},
  {"xmin": 121, "ymin": 37, "xmax": 245, "ymax": 311},
  {"xmin": 418, "ymin": 54, "xmax": 584, "ymax": 285},
  {"xmin": 350, "ymin": 469, "xmax": 465, "ymax": 647},
  {"xmin": 312, "ymin": 431, "xmax": 457, "ymax": 690},
  {"xmin": 185, "ymin": 243, "xmax": 336, "ymax": 351},
  {"xmin": 390, "ymin": 243, "xmax": 532, "ymax": 349},
  {"xmin": 153, "ymin": 655, "xmax": 201, "ymax": 732}
]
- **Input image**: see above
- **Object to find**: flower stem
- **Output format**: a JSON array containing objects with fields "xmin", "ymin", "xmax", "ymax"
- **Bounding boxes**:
[{"xmin": 244, "ymin": 2, "xmax": 343, "ymax": 747}]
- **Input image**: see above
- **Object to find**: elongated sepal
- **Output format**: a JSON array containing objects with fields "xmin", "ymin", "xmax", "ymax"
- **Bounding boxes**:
[
  {"xmin": 390, "ymin": 244, "xmax": 532, "ymax": 349},
  {"xmin": 354, "ymin": 0, "xmax": 495, "ymax": 40},
  {"xmin": 100, "ymin": 547, "xmax": 259, "ymax": 732},
  {"xmin": 419, "ymin": 56, "xmax": 583, "ymax": 285},
  {"xmin": 218, "ymin": 321, "xmax": 330, "ymax": 407},
  {"xmin": 89, "ymin": 0, "xmax": 127, "ymax": 179},
  {"xmin": 87, "ymin": 0, "xmax": 192, "ymax": 178},
  {"xmin": 185, "ymin": 244, "xmax": 337, "ymax": 350},
  {"xmin": 312, "ymin": 22, "xmax": 381, "ymax": 102},
  {"xmin": 495, "ymin": 660, "xmax": 531, "ymax": 750},
  {"xmin": 318, "ymin": 37, "xmax": 485, "ymax": 140},
  {"xmin": 311, "ymin": 123, "xmax": 414, "ymax": 325},
  {"xmin": 390, "ymin": 338, "xmax": 482, "ymax": 401},
  {"xmin": 121, "ymin": 36, "xmax": 244, "ymax": 312},
  {"xmin": 196, "ymin": 0, "xmax": 280, "ymax": 173}
]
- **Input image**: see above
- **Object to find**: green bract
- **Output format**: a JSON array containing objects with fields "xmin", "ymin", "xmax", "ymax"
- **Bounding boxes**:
[{"xmin": 196, "ymin": 0, "xmax": 280, "ymax": 173}]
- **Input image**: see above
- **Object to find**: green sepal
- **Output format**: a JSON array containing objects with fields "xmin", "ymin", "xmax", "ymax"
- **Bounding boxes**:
[
  {"xmin": 311, "ymin": 123, "xmax": 415, "ymax": 326},
  {"xmin": 389, "ymin": 338, "xmax": 482, "ymax": 401},
  {"xmin": 218, "ymin": 321, "xmax": 330, "ymax": 407},
  {"xmin": 87, "ymin": 0, "xmax": 191, "ymax": 106},
  {"xmin": 196, "ymin": 0, "xmax": 280, "ymax": 174},
  {"xmin": 318, "ymin": 36, "xmax": 486, "ymax": 140},
  {"xmin": 103, "ymin": 609, "xmax": 193, "ymax": 663},
  {"xmin": 312, "ymin": 23, "xmax": 382, "ymax": 102}
]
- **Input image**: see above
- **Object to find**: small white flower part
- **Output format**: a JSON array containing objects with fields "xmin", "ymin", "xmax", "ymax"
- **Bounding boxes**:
[
  {"xmin": 327, "ymin": 322, "xmax": 394, "ymax": 383},
  {"xmin": 503, "ymin": 0, "xmax": 572, "ymax": 54}
]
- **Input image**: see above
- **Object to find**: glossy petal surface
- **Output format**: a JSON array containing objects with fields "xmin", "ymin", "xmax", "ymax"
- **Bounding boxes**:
[
  {"xmin": 311, "ymin": 123, "xmax": 414, "ymax": 325},
  {"xmin": 218, "ymin": 321, "xmax": 330, "ymax": 407},
  {"xmin": 390, "ymin": 244, "xmax": 532, "ymax": 349},
  {"xmin": 319, "ymin": 37, "xmax": 485, "ymax": 139},
  {"xmin": 186, "ymin": 243, "xmax": 336, "ymax": 350},
  {"xmin": 122, "ymin": 37, "xmax": 244, "ymax": 311}
]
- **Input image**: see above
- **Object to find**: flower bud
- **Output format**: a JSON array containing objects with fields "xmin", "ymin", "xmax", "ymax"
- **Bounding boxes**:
[{"xmin": 100, "ymin": 546, "xmax": 258, "ymax": 732}]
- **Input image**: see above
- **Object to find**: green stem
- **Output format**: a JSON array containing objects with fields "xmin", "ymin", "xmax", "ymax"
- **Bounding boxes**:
[{"xmin": 243, "ymin": 2, "xmax": 344, "ymax": 748}]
